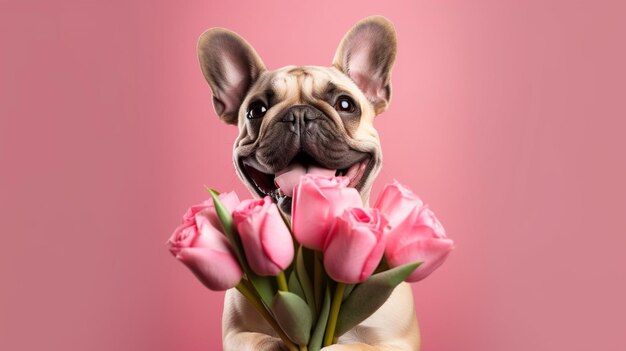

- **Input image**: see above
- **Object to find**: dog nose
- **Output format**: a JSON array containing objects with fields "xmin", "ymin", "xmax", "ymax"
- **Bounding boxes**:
[{"xmin": 280, "ymin": 105, "xmax": 323, "ymax": 125}]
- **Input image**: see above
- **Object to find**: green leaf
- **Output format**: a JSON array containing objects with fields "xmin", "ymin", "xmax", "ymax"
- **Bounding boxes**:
[
  {"xmin": 296, "ymin": 246, "xmax": 315, "ymax": 317},
  {"xmin": 208, "ymin": 189, "xmax": 246, "ymax": 268},
  {"xmin": 208, "ymin": 189, "xmax": 277, "ymax": 307},
  {"xmin": 288, "ymin": 270, "xmax": 306, "ymax": 301},
  {"xmin": 308, "ymin": 287, "xmax": 331, "ymax": 351},
  {"xmin": 271, "ymin": 291, "xmax": 313, "ymax": 345},
  {"xmin": 335, "ymin": 261, "xmax": 422, "ymax": 336},
  {"xmin": 342, "ymin": 284, "xmax": 356, "ymax": 302},
  {"xmin": 248, "ymin": 273, "xmax": 277, "ymax": 308}
]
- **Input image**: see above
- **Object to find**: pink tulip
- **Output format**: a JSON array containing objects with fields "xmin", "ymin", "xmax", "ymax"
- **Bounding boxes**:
[
  {"xmin": 232, "ymin": 197, "xmax": 294, "ymax": 276},
  {"xmin": 385, "ymin": 207, "xmax": 454, "ymax": 282},
  {"xmin": 183, "ymin": 191, "xmax": 241, "ymax": 229},
  {"xmin": 167, "ymin": 192, "xmax": 243, "ymax": 290},
  {"xmin": 323, "ymin": 208, "xmax": 388, "ymax": 283},
  {"xmin": 292, "ymin": 175, "xmax": 363, "ymax": 251},
  {"xmin": 374, "ymin": 180, "xmax": 424, "ymax": 230}
]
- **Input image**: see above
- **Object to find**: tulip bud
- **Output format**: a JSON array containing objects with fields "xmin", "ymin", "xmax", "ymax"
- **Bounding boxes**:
[
  {"xmin": 385, "ymin": 207, "xmax": 454, "ymax": 282},
  {"xmin": 233, "ymin": 197, "xmax": 294, "ymax": 276},
  {"xmin": 292, "ymin": 175, "xmax": 363, "ymax": 251},
  {"xmin": 323, "ymin": 208, "xmax": 388, "ymax": 283},
  {"xmin": 167, "ymin": 192, "xmax": 243, "ymax": 290},
  {"xmin": 374, "ymin": 180, "xmax": 424, "ymax": 230}
]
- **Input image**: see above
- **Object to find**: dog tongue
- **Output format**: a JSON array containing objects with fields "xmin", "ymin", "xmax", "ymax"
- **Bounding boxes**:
[
  {"xmin": 274, "ymin": 164, "xmax": 306, "ymax": 197},
  {"xmin": 274, "ymin": 164, "xmax": 336, "ymax": 197}
]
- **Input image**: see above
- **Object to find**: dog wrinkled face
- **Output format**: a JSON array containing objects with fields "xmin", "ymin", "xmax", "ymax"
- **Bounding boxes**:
[
  {"xmin": 198, "ymin": 16, "xmax": 397, "ymax": 214},
  {"xmin": 235, "ymin": 66, "xmax": 381, "ymax": 213}
]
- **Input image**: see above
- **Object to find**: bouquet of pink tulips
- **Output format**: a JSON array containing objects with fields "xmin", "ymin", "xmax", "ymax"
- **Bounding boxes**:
[{"xmin": 167, "ymin": 175, "xmax": 454, "ymax": 351}]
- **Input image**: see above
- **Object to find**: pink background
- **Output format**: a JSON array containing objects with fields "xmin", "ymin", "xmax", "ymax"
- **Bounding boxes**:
[{"xmin": 2, "ymin": 0, "xmax": 625, "ymax": 350}]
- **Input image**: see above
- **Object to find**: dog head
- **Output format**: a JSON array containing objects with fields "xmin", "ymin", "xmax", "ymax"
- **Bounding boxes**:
[{"xmin": 197, "ymin": 16, "xmax": 397, "ymax": 214}]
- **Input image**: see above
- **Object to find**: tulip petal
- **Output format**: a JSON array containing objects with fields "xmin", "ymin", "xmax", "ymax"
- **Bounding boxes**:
[
  {"xmin": 238, "ymin": 216, "xmax": 282, "ymax": 276},
  {"xmin": 260, "ymin": 206, "xmax": 294, "ymax": 271},
  {"xmin": 176, "ymin": 247, "xmax": 243, "ymax": 290},
  {"xmin": 374, "ymin": 180, "xmax": 423, "ymax": 229},
  {"xmin": 167, "ymin": 222, "xmax": 197, "ymax": 255},
  {"xmin": 387, "ymin": 238, "xmax": 454, "ymax": 282},
  {"xmin": 233, "ymin": 197, "xmax": 294, "ymax": 277},
  {"xmin": 292, "ymin": 180, "xmax": 331, "ymax": 250},
  {"xmin": 324, "ymin": 226, "xmax": 377, "ymax": 283},
  {"xmin": 359, "ymin": 230, "xmax": 386, "ymax": 282},
  {"xmin": 194, "ymin": 215, "xmax": 234, "ymax": 252},
  {"xmin": 388, "ymin": 224, "xmax": 439, "ymax": 252},
  {"xmin": 327, "ymin": 188, "xmax": 363, "ymax": 214}
]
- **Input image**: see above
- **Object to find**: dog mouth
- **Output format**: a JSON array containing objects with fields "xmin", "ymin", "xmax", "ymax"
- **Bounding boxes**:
[{"xmin": 240, "ymin": 153, "xmax": 372, "ymax": 214}]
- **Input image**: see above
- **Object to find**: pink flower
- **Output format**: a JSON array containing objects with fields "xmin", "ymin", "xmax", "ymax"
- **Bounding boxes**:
[
  {"xmin": 374, "ymin": 180, "xmax": 424, "ymax": 230},
  {"xmin": 167, "ymin": 192, "xmax": 243, "ymax": 290},
  {"xmin": 182, "ymin": 191, "xmax": 241, "ymax": 229},
  {"xmin": 232, "ymin": 197, "xmax": 294, "ymax": 276},
  {"xmin": 385, "ymin": 207, "xmax": 454, "ymax": 282},
  {"xmin": 323, "ymin": 208, "xmax": 388, "ymax": 283},
  {"xmin": 292, "ymin": 175, "xmax": 363, "ymax": 251}
]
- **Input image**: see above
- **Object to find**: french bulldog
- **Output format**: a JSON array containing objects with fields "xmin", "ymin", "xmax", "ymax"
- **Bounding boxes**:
[{"xmin": 197, "ymin": 16, "xmax": 420, "ymax": 351}]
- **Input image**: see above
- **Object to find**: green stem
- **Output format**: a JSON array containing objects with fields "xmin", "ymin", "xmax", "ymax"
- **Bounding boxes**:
[
  {"xmin": 323, "ymin": 282, "xmax": 346, "ymax": 346},
  {"xmin": 277, "ymin": 271, "xmax": 289, "ymax": 292},
  {"xmin": 314, "ymin": 251, "xmax": 323, "ymax": 314},
  {"xmin": 236, "ymin": 283, "xmax": 298, "ymax": 351}
]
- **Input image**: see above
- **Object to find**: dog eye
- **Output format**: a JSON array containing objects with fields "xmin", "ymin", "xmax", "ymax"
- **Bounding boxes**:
[
  {"xmin": 334, "ymin": 96, "xmax": 356, "ymax": 113},
  {"xmin": 246, "ymin": 101, "xmax": 268, "ymax": 119}
]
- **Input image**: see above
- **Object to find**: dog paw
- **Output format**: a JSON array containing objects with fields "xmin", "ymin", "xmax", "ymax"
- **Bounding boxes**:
[
  {"xmin": 321, "ymin": 343, "xmax": 378, "ymax": 351},
  {"xmin": 256, "ymin": 337, "xmax": 289, "ymax": 351}
]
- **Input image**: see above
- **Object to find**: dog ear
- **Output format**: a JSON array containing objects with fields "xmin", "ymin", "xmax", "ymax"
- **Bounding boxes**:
[
  {"xmin": 197, "ymin": 28, "xmax": 266, "ymax": 125},
  {"xmin": 333, "ymin": 16, "xmax": 397, "ymax": 115}
]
